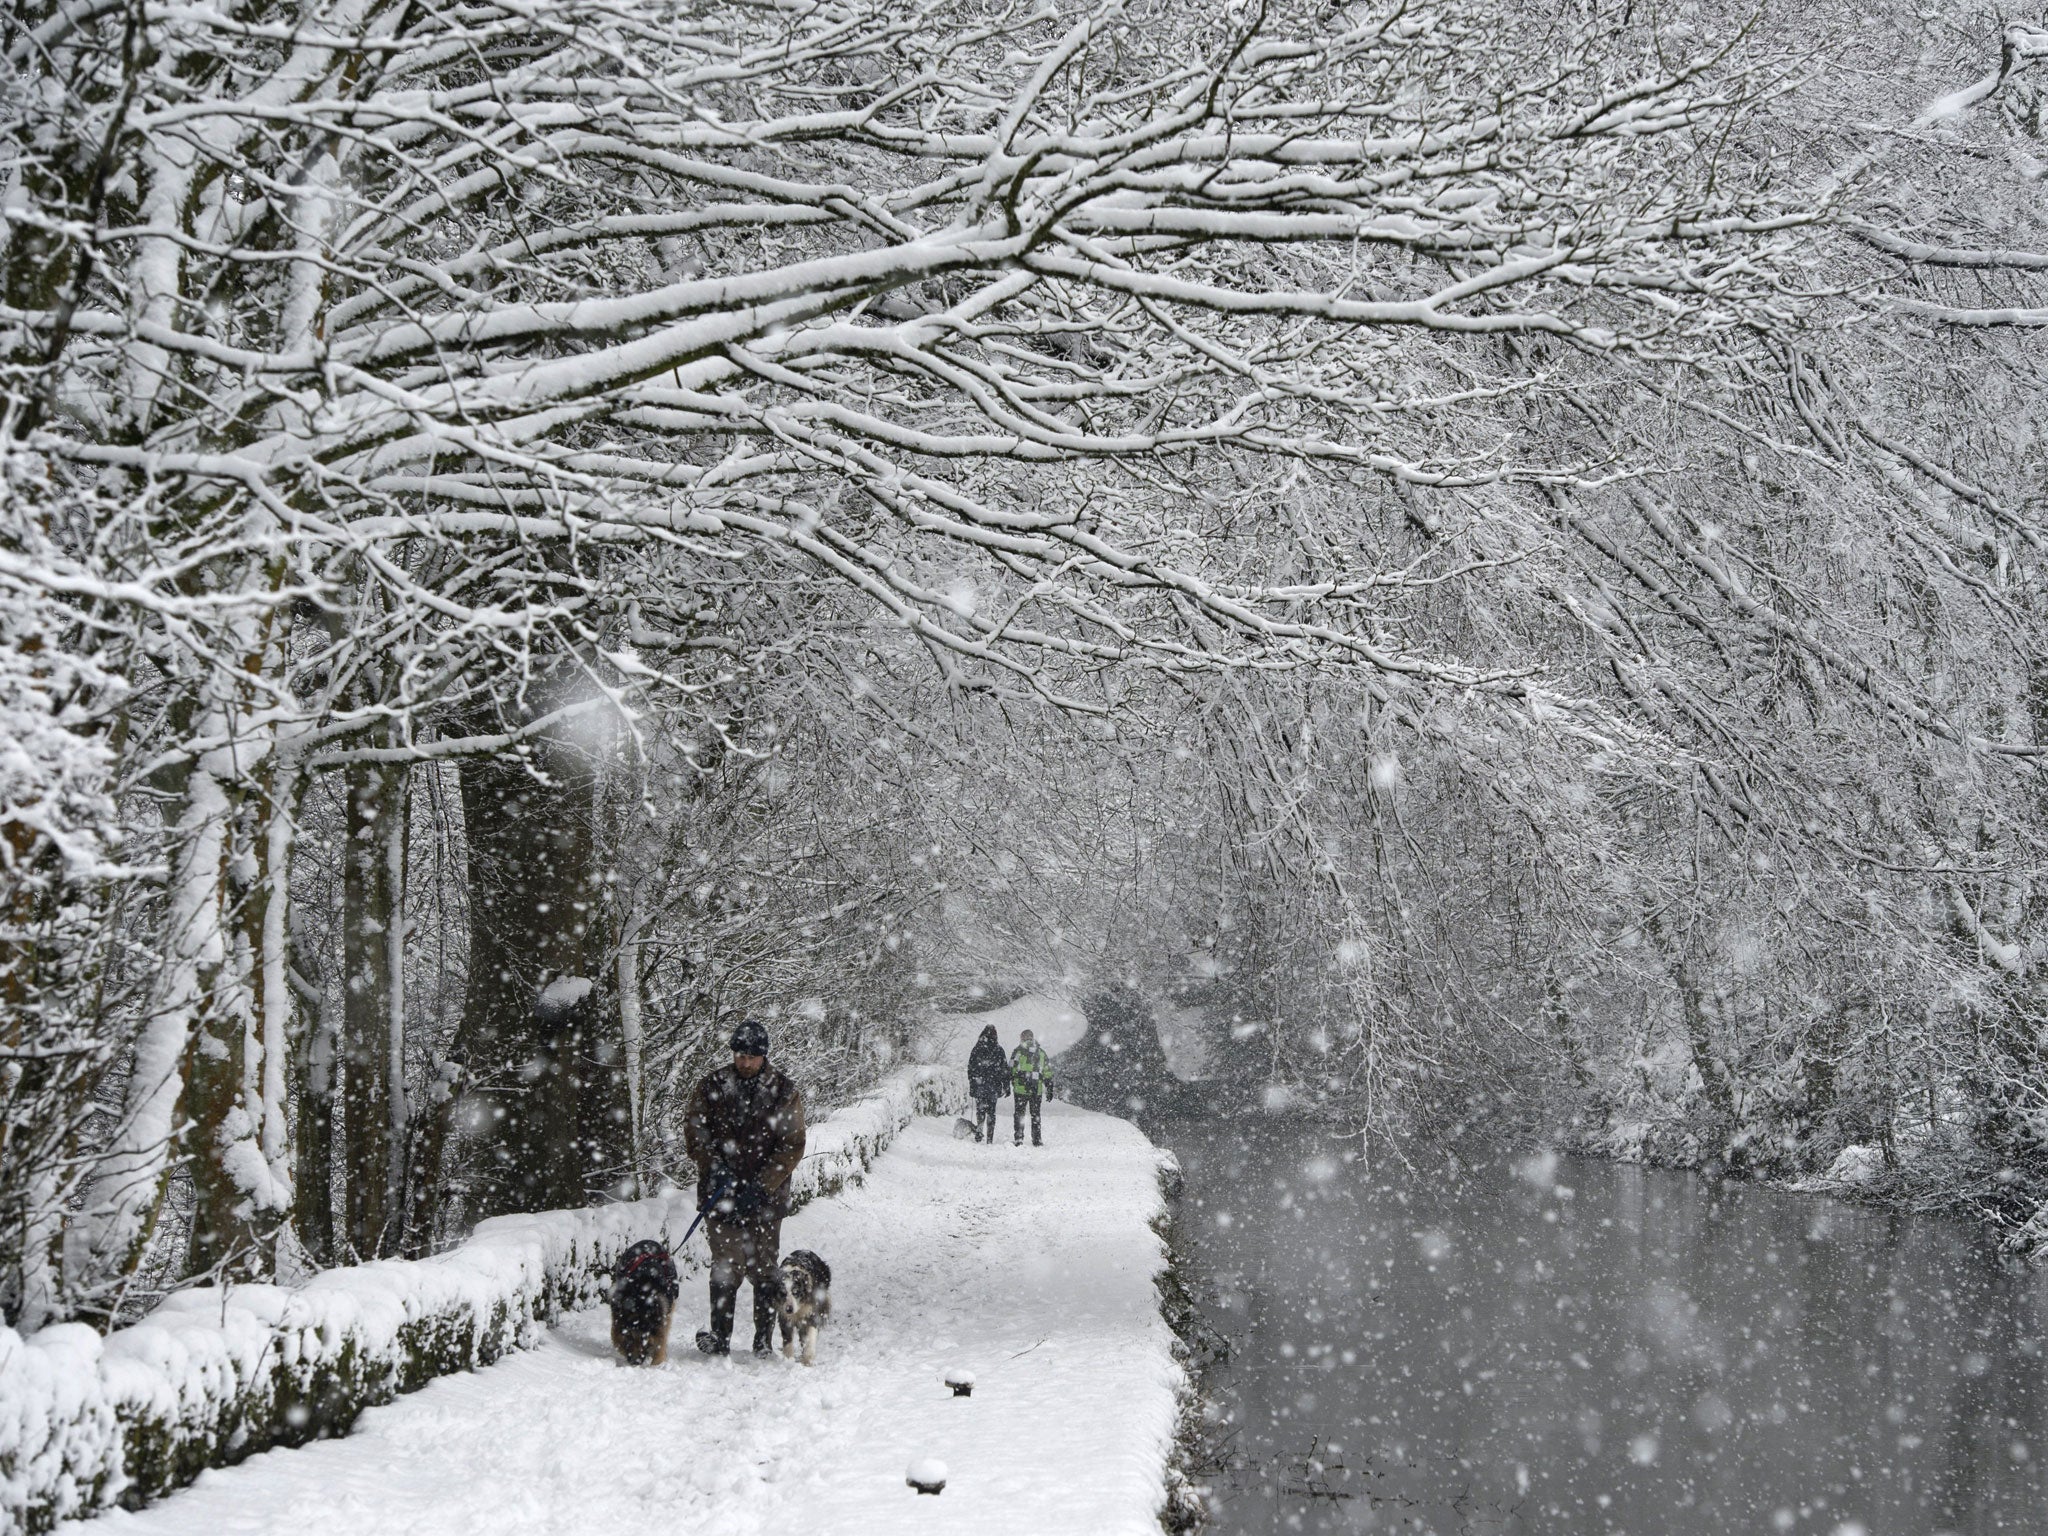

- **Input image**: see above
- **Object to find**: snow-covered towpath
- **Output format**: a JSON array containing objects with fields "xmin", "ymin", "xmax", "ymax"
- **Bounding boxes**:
[{"xmin": 69, "ymin": 1103, "xmax": 1181, "ymax": 1536}]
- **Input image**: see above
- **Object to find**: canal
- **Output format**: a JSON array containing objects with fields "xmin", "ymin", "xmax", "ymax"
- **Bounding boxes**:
[{"xmin": 1159, "ymin": 1115, "xmax": 2048, "ymax": 1535}]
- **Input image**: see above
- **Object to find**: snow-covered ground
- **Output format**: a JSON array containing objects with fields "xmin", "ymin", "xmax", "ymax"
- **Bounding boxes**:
[
  {"xmin": 4, "ymin": 1069, "xmax": 952, "ymax": 1530},
  {"xmin": 65, "ymin": 1104, "xmax": 1180, "ymax": 1536}
]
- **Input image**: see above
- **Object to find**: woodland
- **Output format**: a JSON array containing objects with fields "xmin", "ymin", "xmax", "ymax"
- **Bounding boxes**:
[{"xmin": 2, "ymin": 0, "xmax": 2047, "ymax": 1331}]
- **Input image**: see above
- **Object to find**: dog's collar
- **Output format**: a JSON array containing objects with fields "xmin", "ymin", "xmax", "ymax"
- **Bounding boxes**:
[{"xmin": 621, "ymin": 1247, "xmax": 670, "ymax": 1282}]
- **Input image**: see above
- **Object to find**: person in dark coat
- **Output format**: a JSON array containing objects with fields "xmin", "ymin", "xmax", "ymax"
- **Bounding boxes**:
[
  {"xmin": 683, "ymin": 1019, "xmax": 807, "ymax": 1355},
  {"xmin": 966, "ymin": 1024, "xmax": 1008, "ymax": 1144}
]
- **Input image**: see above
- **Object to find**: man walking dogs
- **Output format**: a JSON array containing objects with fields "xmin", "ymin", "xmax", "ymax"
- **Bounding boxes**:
[
  {"xmin": 684, "ymin": 1020, "xmax": 807, "ymax": 1356},
  {"xmin": 1010, "ymin": 1028, "xmax": 1054, "ymax": 1146},
  {"xmin": 967, "ymin": 1024, "xmax": 1008, "ymax": 1144}
]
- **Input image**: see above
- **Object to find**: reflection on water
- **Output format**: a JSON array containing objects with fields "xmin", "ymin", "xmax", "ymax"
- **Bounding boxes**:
[{"xmin": 1161, "ymin": 1117, "xmax": 2048, "ymax": 1535}]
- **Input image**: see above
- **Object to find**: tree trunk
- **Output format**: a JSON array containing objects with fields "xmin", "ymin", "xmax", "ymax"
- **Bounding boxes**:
[
  {"xmin": 82, "ymin": 715, "xmax": 291, "ymax": 1292},
  {"xmin": 77, "ymin": 782, "xmax": 203, "ymax": 1286},
  {"xmin": 398, "ymin": 1052, "xmax": 459, "ymax": 1257},
  {"xmin": 2, "ymin": 822, "xmax": 67, "ymax": 1327},
  {"xmin": 340, "ymin": 758, "xmax": 404, "ymax": 1260},
  {"xmin": 566, "ymin": 979, "xmax": 630, "ymax": 1205},
  {"xmin": 617, "ymin": 911, "xmax": 646, "ymax": 1199},
  {"xmin": 1543, "ymin": 965, "xmax": 1592, "ymax": 1089},
  {"xmin": 383, "ymin": 775, "xmax": 409, "ymax": 1235},
  {"xmin": 177, "ymin": 761, "xmax": 287, "ymax": 1280},
  {"xmin": 451, "ymin": 698, "xmax": 622, "ymax": 1220},
  {"xmin": 1802, "ymin": 997, "xmax": 1853, "ymax": 1131},
  {"xmin": 1672, "ymin": 956, "xmax": 1738, "ymax": 1124},
  {"xmin": 252, "ymin": 772, "xmax": 298, "ymax": 1243},
  {"xmin": 289, "ymin": 959, "xmax": 337, "ymax": 1268},
  {"xmin": 395, "ymin": 764, "xmax": 462, "ymax": 1256},
  {"xmin": 1647, "ymin": 911, "xmax": 1739, "ymax": 1129}
]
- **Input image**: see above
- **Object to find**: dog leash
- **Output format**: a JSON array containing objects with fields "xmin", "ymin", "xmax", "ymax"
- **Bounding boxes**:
[{"xmin": 675, "ymin": 1174, "xmax": 735, "ymax": 1249}]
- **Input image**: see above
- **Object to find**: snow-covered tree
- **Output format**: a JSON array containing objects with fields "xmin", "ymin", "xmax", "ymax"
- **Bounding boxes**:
[{"xmin": 9, "ymin": 0, "xmax": 2044, "ymax": 1320}]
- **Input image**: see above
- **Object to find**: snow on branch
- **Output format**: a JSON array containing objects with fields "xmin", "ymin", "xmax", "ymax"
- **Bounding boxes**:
[{"xmin": 5, "ymin": 0, "xmax": 1818, "ymax": 714}]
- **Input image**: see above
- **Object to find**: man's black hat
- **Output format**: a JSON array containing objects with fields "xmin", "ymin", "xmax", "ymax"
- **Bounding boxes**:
[{"xmin": 729, "ymin": 1018, "xmax": 771, "ymax": 1055}]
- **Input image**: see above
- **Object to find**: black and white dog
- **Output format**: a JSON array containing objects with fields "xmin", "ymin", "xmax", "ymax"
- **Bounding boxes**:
[
  {"xmin": 608, "ymin": 1239, "xmax": 680, "ymax": 1365},
  {"xmin": 770, "ymin": 1249, "xmax": 832, "ymax": 1365}
]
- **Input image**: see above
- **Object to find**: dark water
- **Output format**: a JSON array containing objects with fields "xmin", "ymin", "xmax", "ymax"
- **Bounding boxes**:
[{"xmin": 1161, "ymin": 1117, "xmax": 2048, "ymax": 1536}]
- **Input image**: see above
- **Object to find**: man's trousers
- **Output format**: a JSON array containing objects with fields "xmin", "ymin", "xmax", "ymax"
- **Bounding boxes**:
[{"xmin": 704, "ymin": 1214, "xmax": 781, "ymax": 1345}]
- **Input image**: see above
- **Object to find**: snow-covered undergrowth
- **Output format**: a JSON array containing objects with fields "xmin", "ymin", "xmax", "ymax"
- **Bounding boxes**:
[
  {"xmin": 2, "ymin": 1066, "xmax": 958, "ymax": 1534},
  {"xmin": 60, "ymin": 1102, "xmax": 1183, "ymax": 1536},
  {"xmin": 1148, "ymin": 1164, "xmax": 1218, "ymax": 1535}
]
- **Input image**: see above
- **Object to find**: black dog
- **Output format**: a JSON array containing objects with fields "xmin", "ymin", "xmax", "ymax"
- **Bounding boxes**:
[
  {"xmin": 609, "ymin": 1239, "xmax": 680, "ymax": 1365},
  {"xmin": 770, "ymin": 1249, "xmax": 833, "ymax": 1365}
]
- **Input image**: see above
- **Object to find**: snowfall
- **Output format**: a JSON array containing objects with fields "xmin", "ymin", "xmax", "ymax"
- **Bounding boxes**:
[{"xmin": 41, "ymin": 1000, "xmax": 1184, "ymax": 1536}]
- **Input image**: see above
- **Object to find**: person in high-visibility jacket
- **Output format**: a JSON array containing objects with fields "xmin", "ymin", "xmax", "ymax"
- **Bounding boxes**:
[{"xmin": 1009, "ymin": 1029, "xmax": 1054, "ymax": 1146}]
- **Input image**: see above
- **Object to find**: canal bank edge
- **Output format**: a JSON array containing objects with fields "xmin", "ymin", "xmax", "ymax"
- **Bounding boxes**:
[{"xmin": 1152, "ymin": 1153, "xmax": 1224, "ymax": 1534}]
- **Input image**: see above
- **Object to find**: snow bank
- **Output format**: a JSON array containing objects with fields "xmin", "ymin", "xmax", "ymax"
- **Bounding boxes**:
[
  {"xmin": 2, "ymin": 1067, "xmax": 958, "ymax": 1533},
  {"xmin": 1791, "ymin": 1143, "xmax": 1887, "ymax": 1192},
  {"xmin": 2005, "ymin": 1198, "xmax": 2048, "ymax": 1264},
  {"xmin": 67, "ymin": 1101, "xmax": 1185, "ymax": 1536}
]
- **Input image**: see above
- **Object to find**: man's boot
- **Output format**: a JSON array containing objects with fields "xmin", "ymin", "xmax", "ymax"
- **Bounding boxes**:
[
  {"xmin": 751, "ymin": 1285, "xmax": 778, "ymax": 1356},
  {"xmin": 696, "ymin": 1279, "xmax": 737, "ymax": 1355}
]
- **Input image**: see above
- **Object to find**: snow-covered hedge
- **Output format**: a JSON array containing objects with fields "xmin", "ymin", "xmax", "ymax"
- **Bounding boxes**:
[{"xmin": 0, "ymin": 1065, "xmax": 960, "ymax": 1533}]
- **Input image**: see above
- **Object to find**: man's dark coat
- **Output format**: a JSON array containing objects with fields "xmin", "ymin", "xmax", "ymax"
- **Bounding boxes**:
[{"xmin": 683, "ymin": 1063, "xmax": 807, "ymax": 1217}]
